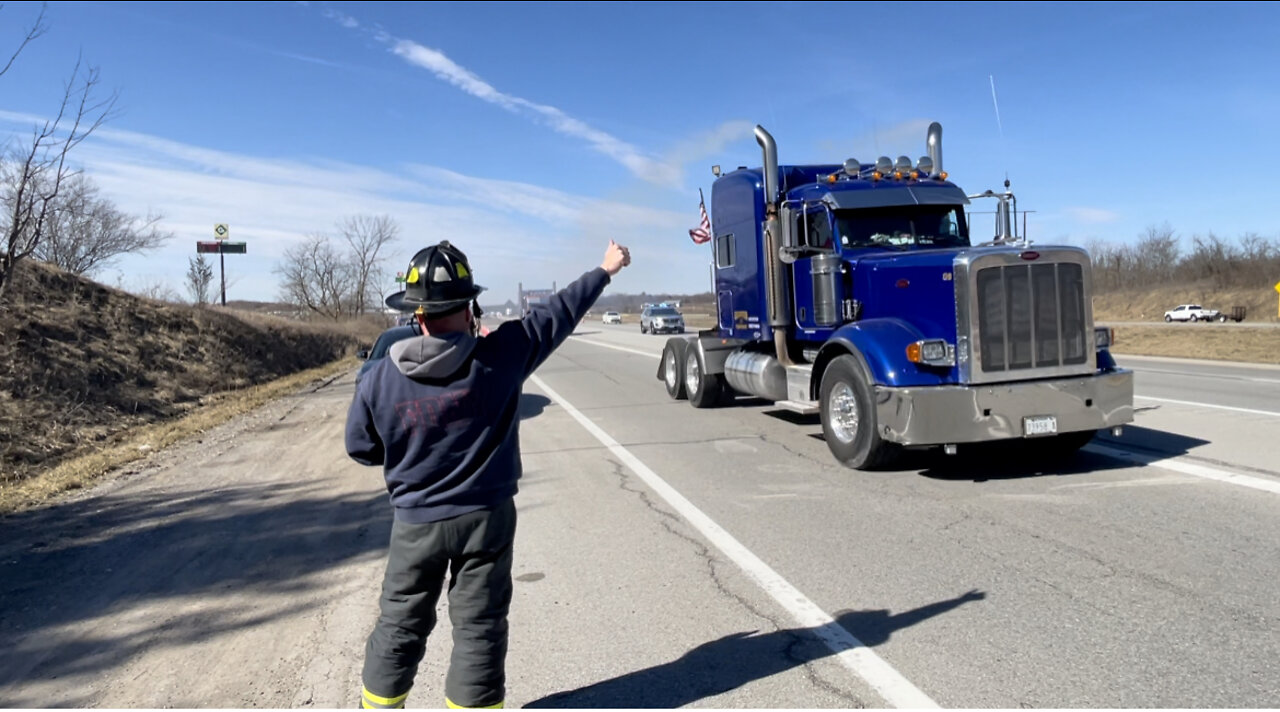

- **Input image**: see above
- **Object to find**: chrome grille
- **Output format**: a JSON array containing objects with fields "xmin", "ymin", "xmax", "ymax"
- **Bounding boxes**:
[{"xmin": 975, "ymin": 261, "xmax": 1087, "ymax": 373}]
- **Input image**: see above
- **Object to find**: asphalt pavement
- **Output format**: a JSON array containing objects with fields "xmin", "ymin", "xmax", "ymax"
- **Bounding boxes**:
[{"xmin": 0, "ymin": 322, "xmax": 1276, "ymax": 708}]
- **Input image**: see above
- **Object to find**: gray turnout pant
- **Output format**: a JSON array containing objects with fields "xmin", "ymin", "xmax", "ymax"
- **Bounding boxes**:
[{"xmin": 362, "ymin": 498, "xmax": 516, "ymax": 709}]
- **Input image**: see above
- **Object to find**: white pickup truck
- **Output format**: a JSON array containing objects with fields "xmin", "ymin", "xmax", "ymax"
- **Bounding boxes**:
[{"xmin": 1163, "ymin": 304, "xmax": 1221, "ymax": 322}]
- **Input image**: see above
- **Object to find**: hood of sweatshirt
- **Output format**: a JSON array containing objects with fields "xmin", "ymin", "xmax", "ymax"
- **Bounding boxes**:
[{"xmin": 388, "ymin": 332, "xmax": 477, "ymax": 379}]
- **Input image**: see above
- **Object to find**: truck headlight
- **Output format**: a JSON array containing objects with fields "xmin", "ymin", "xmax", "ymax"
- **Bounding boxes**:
[
  {"xmin": 1094, "ymin": 326, "xmax": 1114, "ymax": 349},
  {"xmin": 906, "ymin": 339, "xmax": 955, "ymax": 367}
]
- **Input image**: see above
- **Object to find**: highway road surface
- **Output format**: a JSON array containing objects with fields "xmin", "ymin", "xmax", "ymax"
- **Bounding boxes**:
[{"xmin": 1, "ymin": 322, "xmax": 1277, "ymax": 708}]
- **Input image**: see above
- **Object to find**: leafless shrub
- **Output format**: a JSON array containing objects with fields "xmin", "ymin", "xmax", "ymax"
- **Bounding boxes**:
[
  {"xmin": 275, "ymin": 215, "xmax": 400, "ymax": 320},
  {"xmin": 33, "ymin": 174, "xmax": 172, "ymax": 275},
  {"xmin": 275, "ymin": 233, "xmax": 357, "ymax": 319},
  {"xmin": 339, "ymin": 214, "xmax": 398, "ymax": 316},
  {"xmin": 131, "ymin": 278, "xmax": 182, "ymax": 304},
  {"xmin": 0, "ymin": 52, "xmax": 118, "ymax": 300},
  {"xmin": 1090, "ymin": 224, "xmax": 1279, "ymax": 293},
  {"xmin": 185, "ymin": 253, "xmax": 214, "ymax": 306}
]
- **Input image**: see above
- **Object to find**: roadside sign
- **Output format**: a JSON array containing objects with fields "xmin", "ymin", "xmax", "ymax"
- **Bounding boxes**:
[
  {"xmin": 395, "ymin": 272, "xmax": 406, "ymax": 284},
  {"xmin": 194, "ymin": 237, "xmax": 246, "ymax": 306}
]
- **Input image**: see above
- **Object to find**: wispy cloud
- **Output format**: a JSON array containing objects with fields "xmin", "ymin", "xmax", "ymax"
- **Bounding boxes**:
[
  {"xmin": 270, "ymin": 50, "xmax": 345, "ymax": 68},
  {"xmin": 1065, "ymin": 207, "xmax": 1120, "ymax": 224},
  {"xmin": 315, "ymin": 9, "xmax": 701, "ymax": 187},
  {"xmin": 387, "ymin": 38, "xmax": 680, "ymax": 185},
  {"xmin": 0, "ymin": 113, "xmax": 705, "ymax": 302},
  {"xmin": 322, "ymin": 8, "xmax": 359, "ymax": 29}
]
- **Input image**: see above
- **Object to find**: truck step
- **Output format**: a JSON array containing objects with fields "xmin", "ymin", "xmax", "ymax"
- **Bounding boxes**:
[{"xmin": 774, "ymin": 400, "xmax": 819, "ymax": 415}]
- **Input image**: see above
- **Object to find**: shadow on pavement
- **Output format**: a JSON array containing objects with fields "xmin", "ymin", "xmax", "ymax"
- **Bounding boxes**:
[
  {"xmin": 1091, "ymin": 424, "xmax": 1210, "ymax": 458},
  {"xmin": 519, "ymin": 393, "xmax": 553, "ymax": 420},
  {"xmin": 917, "ymin": 425, "xmax": 1211, "ymax": 481},
  {"xmin": 525, "ymin": 589, "xmax": 985, "ymax": 708},
  {"xmin": 0, "ymin": 481, "xmax": 390, "ymax": 699}
]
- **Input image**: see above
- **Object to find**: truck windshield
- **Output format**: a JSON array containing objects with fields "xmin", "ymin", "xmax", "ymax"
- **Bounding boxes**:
[{"xmin": 834, "ymin": 205, "xmax": 969, "ymax": 250}]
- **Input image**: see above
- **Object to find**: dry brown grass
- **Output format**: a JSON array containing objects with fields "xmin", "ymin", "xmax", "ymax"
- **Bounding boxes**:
[
  {"xmin": 0, "ymin": 357, "xmax": 357, "ymax": 515},
  {"xmin": 0, "ymin": 260, "xmax": 360, "ymax": 495},
  {"xmin": 1110, "ymin": 326, "xmax": 1280, "ymax": 364},
  {"xmin": 1095, "ymin": 285, "xmax": 1280, "ymax": 324}
]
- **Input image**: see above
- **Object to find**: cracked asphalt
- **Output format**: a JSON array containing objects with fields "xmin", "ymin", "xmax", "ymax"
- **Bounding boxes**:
[{"xmin": 0, "ymin": 322, "xmax": 1277, "ymax": 708}]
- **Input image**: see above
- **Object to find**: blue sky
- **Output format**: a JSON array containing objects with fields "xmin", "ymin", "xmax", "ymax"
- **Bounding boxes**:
[{"xmin": 1, "ymin": 1, "xmax": 1276, "ymax": 304}]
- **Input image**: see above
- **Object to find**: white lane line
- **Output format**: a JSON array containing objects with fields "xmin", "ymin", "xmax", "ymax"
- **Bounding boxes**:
[
  {"xmin": 1134, "ymin": 395, "xmax": 1280, "ymax": 418},
  {"xmin": 568, "ymin": 336, "xmax": 661, "ymax": 360},
  {"xmin": 529, "ymin": 373, "xmax": 939, "ymax": 709},
  {"xmin": 1084, "ymin": 444, "xmax": 1280, "ymax": 496}
]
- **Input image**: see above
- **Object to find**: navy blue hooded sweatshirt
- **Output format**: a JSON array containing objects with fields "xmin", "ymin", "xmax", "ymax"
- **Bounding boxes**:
[{"xmin": 345, "ymin": 267, "xmax": 610, "ymax": 523}]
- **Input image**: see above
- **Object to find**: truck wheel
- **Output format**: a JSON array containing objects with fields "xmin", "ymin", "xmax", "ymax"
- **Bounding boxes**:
[
  {"xmin": 819, "ymin": 355, "xmax": 899, "ymax": 469},
  {"xmin": 1218, "ymin": 314, "xmax": 1227, "ymax": 323},
  {"xmin": 686, "ymin": 346, "xmax": 726, "ymax": 408},
  {"xmin": 1164, "ymin": 315, "xmax": 1172, "ymax": 322},
  {"xmin": 1190, "ymin": 314, "xmax": 1198, "ymax": 322},
  {"xmin": 640, "ymin": 323, "xmax": 647, "ymax": 334},
  {"xmin": 662, "ymin": 339, "xmax": 688, "ymax": 400}
]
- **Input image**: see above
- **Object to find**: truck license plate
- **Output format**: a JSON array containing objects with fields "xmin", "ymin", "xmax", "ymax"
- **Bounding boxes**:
[{"xmin": 1023, "ymin": 415, "xmax": 1058, "ymax": 437}]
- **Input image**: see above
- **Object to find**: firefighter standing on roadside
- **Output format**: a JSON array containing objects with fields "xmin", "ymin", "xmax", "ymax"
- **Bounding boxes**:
[{"xmin": 345, "ymin": 239, "xmax": 631, "ymax": 709}]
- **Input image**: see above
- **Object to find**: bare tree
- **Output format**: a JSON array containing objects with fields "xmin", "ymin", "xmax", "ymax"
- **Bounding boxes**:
[
  {"xmin": 0, "ymin": 54, "xmax": 118, "ymax": 300},
  {"xmin": 34, "ymin": 174, "xmax": 172, "ymax": 275},
  {"xmin": 1133, "ymin": 223, "xmax": 1180, "ymax": 285},
  {"xmin": 0, "ymin": 4, "xmax": 47, "ymax": 81},
  {"xmin": 274, "ymin": 233, "xmax": 356, "ymax": 319},
  {"xmin": 186, "ymin": 253, "xmax": 214, "ymax": 306},
  {"xmin": 339, "ymin": 214, "xmax": 398, "ymax": 315}
]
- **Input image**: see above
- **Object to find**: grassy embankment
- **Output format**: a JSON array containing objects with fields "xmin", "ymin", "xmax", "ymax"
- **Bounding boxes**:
[{"xmin": 0, "ymin": 260, "xmax": 384, "ymax": 514}]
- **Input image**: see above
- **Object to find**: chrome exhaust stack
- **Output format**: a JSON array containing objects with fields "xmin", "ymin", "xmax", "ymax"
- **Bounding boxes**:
[
  {"xmin": 926, "ymin": 122, "xmax": 943, "ymax": 178},
  {"xmin": 755, "ymin": 125, "xmax": 793, "ymax": 365}
]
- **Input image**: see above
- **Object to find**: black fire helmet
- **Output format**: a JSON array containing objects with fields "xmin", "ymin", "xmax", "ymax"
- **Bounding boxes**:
[{"xmin": 385, "ymin": 241, "xmax": 486, "ymax": 316}]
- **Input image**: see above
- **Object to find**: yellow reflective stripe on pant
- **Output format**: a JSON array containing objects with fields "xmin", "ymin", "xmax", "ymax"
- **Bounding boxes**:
[
  {"xmin": 446, "ymin": 697, "xmax": 504, "ymax": 709},
  {"xmin": 361, "ymin": 686, "xmax": 408, "ymax": 709}
]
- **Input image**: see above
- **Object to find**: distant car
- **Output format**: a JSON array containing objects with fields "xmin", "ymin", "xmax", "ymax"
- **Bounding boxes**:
[
  {"xmin": 602, "ymin": 311, "xmax": 622, "ymax": 324},
  {"xmin": 1163, "ymin": 304, "xmax": 1221, "ymax": 323},
  {"xmin": 356, "ymin": 323, "xmax": 421, "ymax": 385},
  {"xmin": 640, "ymin": 305, "xmax": 685, "ymax": 335}
]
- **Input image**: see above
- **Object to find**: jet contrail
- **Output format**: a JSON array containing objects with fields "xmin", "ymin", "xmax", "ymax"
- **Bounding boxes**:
[{"xmin": 989, "ymin": 75, "xmax": 1004, "ymax": 139}]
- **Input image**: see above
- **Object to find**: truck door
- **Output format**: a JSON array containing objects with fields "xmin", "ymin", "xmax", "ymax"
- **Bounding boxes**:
[{"xmin": 792, "ymin": 205, "xmax": 840, "ymax": 332}]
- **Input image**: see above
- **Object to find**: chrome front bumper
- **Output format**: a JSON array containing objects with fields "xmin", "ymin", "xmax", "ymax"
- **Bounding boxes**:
[{"xmin": 875, "ymin": 369, "xmax": 1134, "ymax": 446}]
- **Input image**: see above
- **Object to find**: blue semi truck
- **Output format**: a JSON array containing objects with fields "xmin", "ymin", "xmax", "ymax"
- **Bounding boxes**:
[{"xmin": 656, "ymin": 123, "xmax": 1134, "ymax": 469}]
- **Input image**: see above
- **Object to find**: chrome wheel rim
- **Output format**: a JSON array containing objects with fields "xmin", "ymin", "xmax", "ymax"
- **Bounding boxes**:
[
  {"xmin": 828, "ymin": 383, "xmax": 859, "ymax": 443},
  {"xmin": 664, "ymin": 349, "xmax": 679, "ymax": 391},
  {"xmin": 685, "ymin": 352, "xmax": 701, "ymax": 396}
]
